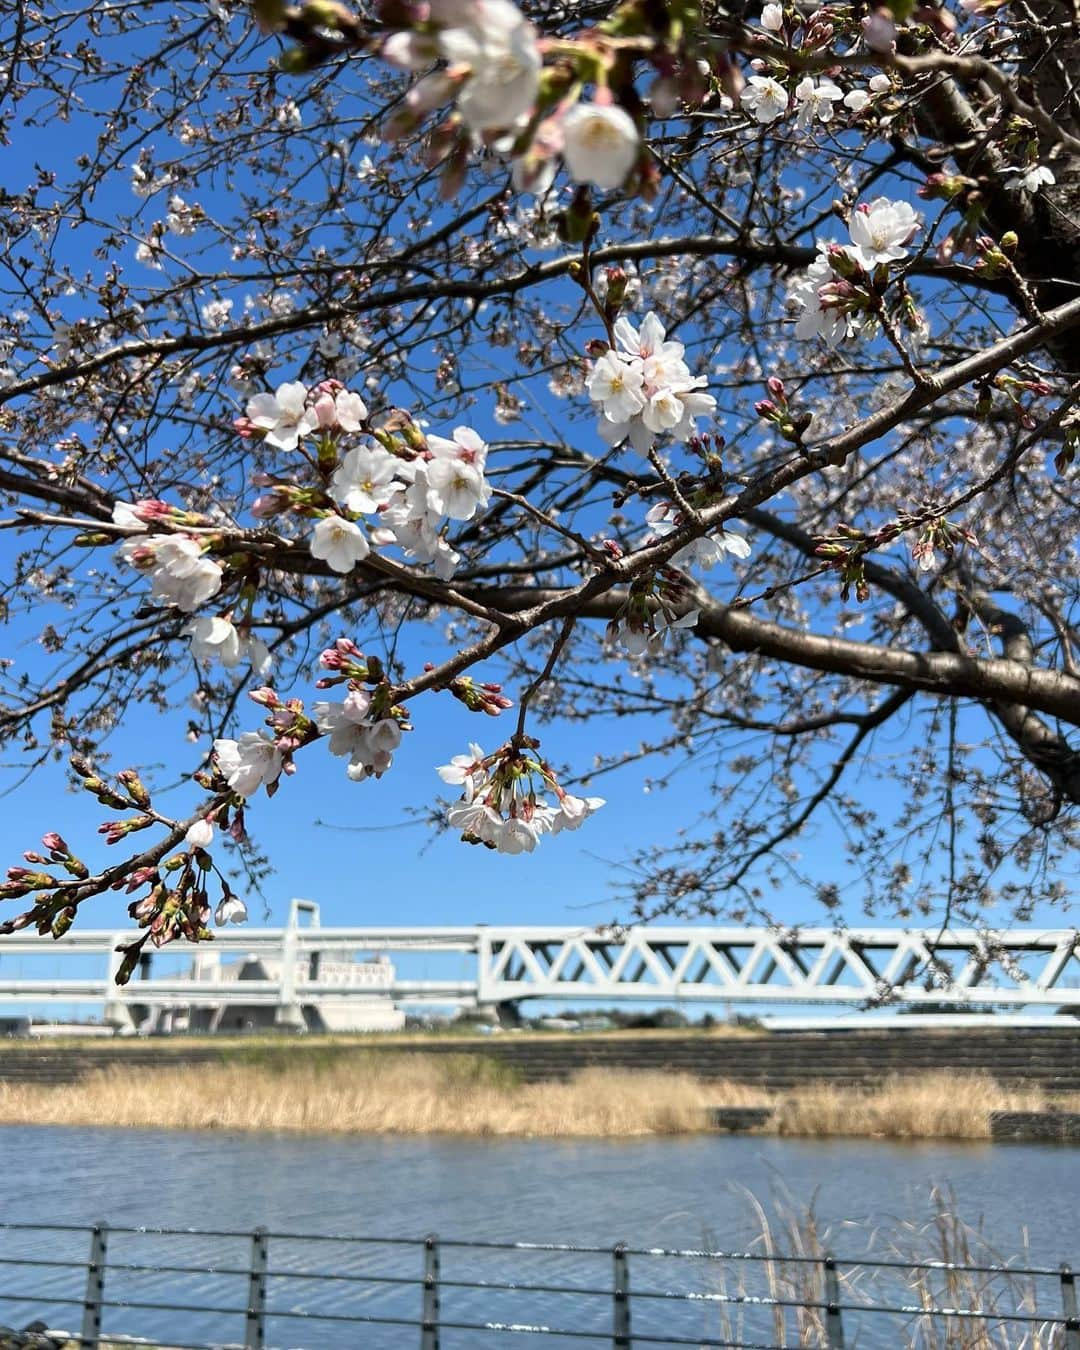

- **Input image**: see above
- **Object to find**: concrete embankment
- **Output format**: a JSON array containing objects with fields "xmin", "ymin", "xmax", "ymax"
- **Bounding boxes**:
[{"xmin": 1, "ymin": 1025, "xmax": 1079, "ymax": 1092}]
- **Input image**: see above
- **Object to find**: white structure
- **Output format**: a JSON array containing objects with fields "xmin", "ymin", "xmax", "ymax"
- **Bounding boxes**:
[
  {"xmin": 0, "ymin": 905, "xmax": 1078, "ymax": 1032},
  {"xmin": 144, "ymin": 947, "xmax": 406, "ymax": 1035}
]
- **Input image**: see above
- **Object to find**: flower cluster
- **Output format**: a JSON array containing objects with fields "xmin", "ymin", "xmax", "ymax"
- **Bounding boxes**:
[
  {"xmin": 116, "ymin": 533, "xmax": 223, "ymax": 612},
  {"xmin": 438, "ymin": 741, "xmax": 604, "ymax": 855},
  {"xmin": 586, "ymin": 312, "xmax": 716, "ymax": 455},
  {"xmin": 378, "ymin": 0, "xmax": 643, "ymax": 196},
  {"xmin": 243, "ymin": 380, "xmax": 491, "ymax": 581},
  {"xmin": 313, "ymin": 688, "xmax": 405, "ymax": 783},
  {"xmin": 786, "ymin": 197, "xmax": 920, "ymax": 344},
  {"xmin": 311, "ymin": 638, "xmax": 410, "ymax": 782}
]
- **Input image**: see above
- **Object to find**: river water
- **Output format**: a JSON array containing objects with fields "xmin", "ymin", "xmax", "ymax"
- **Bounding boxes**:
[{"xmin": 1, "ymin": 1127, "xmax": 1076, "ymax": 1347}]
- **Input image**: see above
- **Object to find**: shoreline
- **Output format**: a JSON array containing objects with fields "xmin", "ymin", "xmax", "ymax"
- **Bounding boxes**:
[{"xmin": 0, "ymin": 1055, "xmax": 1074, "ymax": 1142}]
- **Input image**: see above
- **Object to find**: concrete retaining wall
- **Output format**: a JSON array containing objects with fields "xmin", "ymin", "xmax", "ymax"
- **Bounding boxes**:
[{"xmin": 0, "ymin": 1025, "xmax": 1078, "ymax": 1091}]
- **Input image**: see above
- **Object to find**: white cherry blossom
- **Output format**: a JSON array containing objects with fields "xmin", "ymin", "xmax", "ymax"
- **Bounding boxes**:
[
  {"xmin": 589, "ymin": 311, "xmax": 715, "ymax": 455},
  {"xmin": 847, "ymin": 197, "xmax": 919, "ymax": 269},
  {"xmin": 427, "ymin": 425, "xmax": 488, "ymax": 471},
  {"xmin": 310, "ymin": 515, "xmax": 370, "ymax": 573},
  {"xmin": 760, "ymin": 3, "xmax": 784, "ymax": 29},
  {"xmin": 550, "ymin": 794, "xmax": 606, "ymax": 834},
  {"xmin": 245, "ymin": 381, "xmax": 317, "ymax": 452},
  {"xmin": 1006, "ymin": 165, "xmax": 1055, "ymax": 194},
  {"xmin": 213, "ymin": 732, "xmax": 282, "ymax": 797},
  {"xmin": 331, "ymin": 445, "xmax": 400, "ymax": 515},
  {"xmin": 215, "ymin": 893, "xmax": 248, "ymax": 925},
  {"xmin": 671, "ymin": 528, "xmax": 752, "ymax": 570},
  {"xmin": 794, "ymin": 77, "xmax": 843, "ymax": 130},
  {"xmin": 143, "ymin": 537, "xmax": 223, "ymax": 612},
  {"xmin": 587, "ymin": 350, "xmax": 646, "ymax": 423},
  {"xmin": 561, "ymin": 103, "xmax": 640, "ymax": 190},
  {"xmin": 438, "ymin": 0, "xmax": 541, "ymax": 132},
  {"xmin": 334, "ymin": 389, "xmax": 368, "ymax": 431},
  {"xmin": 112, "ymin": 501, "xmax": 148, "ymax": 532},
  {"xmin": 183, "ymin": 615, "xmax": 242, "ymax": 666},
  {"xmin": 787, "ymin": 248, "xmax": 851, "ymax": 344},
  {"xmin": 185, "ymin": 818, "xmax": 214, "ymax": 849},
  {"xmin": 740, "ymin": 76, "xmax": 789, "ymax": 124},
  {"xmin": 424, "ymin": 456, "xmax": 490, "ymax": 520}
]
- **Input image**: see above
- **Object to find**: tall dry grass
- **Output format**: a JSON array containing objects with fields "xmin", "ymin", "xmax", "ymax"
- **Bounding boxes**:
[
  {"xmin": 775, "ymin": 1071, "xmax": 1049, "ymax": 1139},
  {"xmin": 0, "ymin": 1055, "xmax": 745, "ymax": 1137},
  {"xmin": 719, "ymin": 1185, "xmax": 1067, "ymax": 1349},
  {"xmin": 0, "ymin": 1059, "xmax": 1065, "ymax": 1139}
]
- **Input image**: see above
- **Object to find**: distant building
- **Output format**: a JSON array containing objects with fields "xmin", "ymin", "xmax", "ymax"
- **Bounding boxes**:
[{"xmin": 137, "ymin": 949, "xmax": 406, "ymax": 1035}]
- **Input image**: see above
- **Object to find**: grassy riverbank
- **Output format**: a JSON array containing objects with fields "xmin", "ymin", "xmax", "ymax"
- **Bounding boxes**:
[{"xmin": 0, "ymin": 1056, "xmax": 1067, "ymax": 1138}]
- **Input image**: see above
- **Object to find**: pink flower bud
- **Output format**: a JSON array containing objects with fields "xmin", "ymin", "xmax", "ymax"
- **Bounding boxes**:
[
  {"xmin": 41, "ymin": 832, "xmax": 69, "ymax": 854},
  {"xmin": 251, "ymin": 492, "xmax": 287, "ymax": 519},
  {"xmin": 312, "ymin": 392, "xmax": 337, "ymax": 428}
]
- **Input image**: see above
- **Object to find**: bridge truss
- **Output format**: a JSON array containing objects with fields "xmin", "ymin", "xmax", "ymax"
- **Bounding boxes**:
[
  {"xmin": 475, "ymin": 926, "xmax": 1080, "ymax": 1006},
  {"xmin": 0, "ymin": 904, "xmax": 1079, "ymax": 1029}
]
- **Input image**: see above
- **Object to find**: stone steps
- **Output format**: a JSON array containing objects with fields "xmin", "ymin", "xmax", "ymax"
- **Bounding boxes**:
[{"xmin": 0, "ymin": 1027, "xmax": 1076, "ymax": 1091}]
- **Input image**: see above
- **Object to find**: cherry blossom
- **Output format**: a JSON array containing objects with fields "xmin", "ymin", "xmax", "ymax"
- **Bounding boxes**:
[
  {"xmin": 847, "ymin": 198, "xmax": 920, "ymax": 269},
  {"xmin": 314, "ymin": 697, "xmax": 403, "ymax": 781},
  {"xmin": 1006, "ymin": 165, "xmax": 1056, "ymax": 194},
  {"xmin": 214, "ymin": 892, "xmax": 248, "ymax": 925},
  {"xmin": 213, "ymin": 732, "xmax": 283, "ymax": 798},
  {"xmin": 561, "ymin": 103, "xmax": 640, "ymax": 190},
  {"xmin": 331, "ymin": 446, "xmax": 401, "ymax": 515},
  {"xmin": 185, "ymin": 818, "xmax": 214, "ymax": 849},
  {"xmin": 118, "ymin": 536, "xmax": 224, "ymax": 612},
  {"xmin": 787, "ymin": 247, "xmax": 853, "ymax": 345},
  {"xmin": 740, "ymin": 77, "xmax": 789, "ymax": 124},
  {"xmin": 588, "ymin": 312, "xmax": 716, "ymax": 455},
  {"xmin": 183, "ymin": 616, "xmax": 271, "ymax": 673},
  {"xmin": 440, "ymin": 742, "xmax": 603, "ymax": 854},
  {"xmin": 550, "ymin": 793, "xmax": 606, "ymax": 835},
  {"xmin": 309, "ymin": 515, "xmax": 370, "ymax": 573},
  {"xmin": 245, "ymin": 381, "xmax": 318, "ymax": 452},
  {"xmin": 794, "ymin": 78, "xmax": 843, "ymax": 130},
  {"xmin": 437, "ymin": 0, "xmax": 541, "ymax": 133},
  {"xmin": 424, "ymin": 456, "xmax": 491, "ymax": 520},
  {"xmin": 587, "ymin": 351, "xmax": 646, "ymax": 424}
]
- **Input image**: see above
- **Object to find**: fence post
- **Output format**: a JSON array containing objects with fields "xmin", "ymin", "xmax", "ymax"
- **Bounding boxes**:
[
  {"xmin": 1061, "ymin": 1263, "xmax": 1080, "ymax": 1350},
  {"xmin": 421, "ymin": 1233, "xmax": 440, "ymax": 1350},
  {"xmin": 613, "ymin": 1243, "xmax": 631, "ymax": 1350},
  {"xmin": 245, "ymin": 1227, "xmax": 268, "ymax": 1350},
  {"xmin": 823, "ymin": 1253, "xmax": 845, "ymax": 1349},
  {"xmin": 80, "ymin": 1221, "xmax": 108, "ymax": 1350}
]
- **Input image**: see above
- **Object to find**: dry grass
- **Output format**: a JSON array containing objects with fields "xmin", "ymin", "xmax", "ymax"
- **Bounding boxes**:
[
  {"xmin": 0, "ymin": 1059, "xmax": 1067, "ymax": 1139},
  {"xmin": 0, "ymin": 1055, "xmax": 736, "ymax": 1138},
  {"xmin": 775, "ymin": 1071, "xmax": 1051, "ymax": 1140},
  {"xmin": 720, "ymin": 1185, "xmax": 1067, "ymax": 1349}
]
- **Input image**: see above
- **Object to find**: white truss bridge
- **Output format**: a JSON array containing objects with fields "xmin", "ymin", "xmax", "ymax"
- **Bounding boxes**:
[{"xmin": 1, "ymin": 901, "xmax": 1080, "ymax": 1028}]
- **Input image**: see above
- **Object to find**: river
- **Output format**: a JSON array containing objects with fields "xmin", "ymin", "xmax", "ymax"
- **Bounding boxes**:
[{"xmin": 1, "ymin": 1127, "xmax": 1076, "ymax": 1347}]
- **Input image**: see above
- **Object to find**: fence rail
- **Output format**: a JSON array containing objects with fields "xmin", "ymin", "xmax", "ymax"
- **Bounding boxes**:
[{"xmin": 0, "ymin": 1220, "xmax": 1077, "ymax": 1349}]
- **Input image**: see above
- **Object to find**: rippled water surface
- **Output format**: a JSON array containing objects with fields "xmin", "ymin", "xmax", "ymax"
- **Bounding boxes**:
[{"xmin": 2, "ymin": 1127, "xmax": 1077, "ymax": 1347}]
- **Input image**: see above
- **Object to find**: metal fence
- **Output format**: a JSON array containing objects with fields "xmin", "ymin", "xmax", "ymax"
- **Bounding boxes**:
[{"xmin": 0, "ymin": 1220, "xmax": 1077, "ymax": 1349}]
